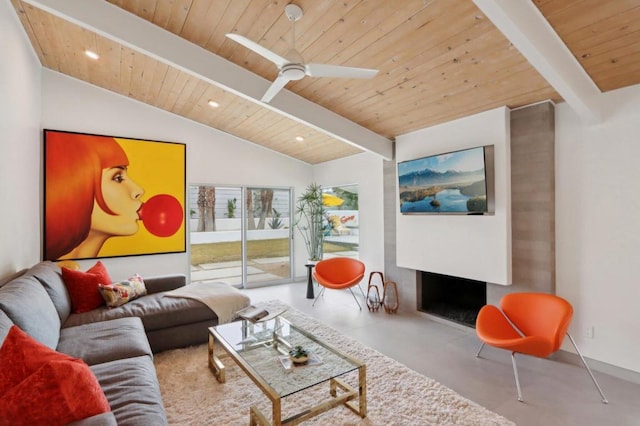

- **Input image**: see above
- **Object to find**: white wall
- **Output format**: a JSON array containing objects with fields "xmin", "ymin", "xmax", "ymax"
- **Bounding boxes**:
[
  {"xmin": 0, "ymin": 0, "xmax": 42, "ymax": 280},
  {"xmin": 395, "ymin": 107, "xmax": 512, "ymax": 285},
  {"xmin": 313, "ymin": 152, "xmax": 386, "ymax": 277},
  {"xmin": 556, "ymin": 84, "xmax": 640, "ymax": 373},
  {"xmin": 40, "ymin": 70, "xmax": 313, "ymax": 280}
]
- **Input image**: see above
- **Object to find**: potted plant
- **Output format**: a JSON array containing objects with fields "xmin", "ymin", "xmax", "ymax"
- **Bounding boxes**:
[
  {"xmin": 289, "ymin": 345, "xmax": 309, "ymax": 364},
  {"xmin": 295, "ymin": 183, "xmax": 325, "ymax": 262}
]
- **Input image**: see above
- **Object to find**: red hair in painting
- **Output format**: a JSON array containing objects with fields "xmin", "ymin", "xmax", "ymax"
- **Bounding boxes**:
[{"xmin": 45, "ymin": 132, "xmax": 129, "ymax": 260}]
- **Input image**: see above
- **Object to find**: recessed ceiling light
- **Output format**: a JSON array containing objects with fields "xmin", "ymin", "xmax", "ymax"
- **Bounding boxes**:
[
  {"xmin": 84, "ymin": 50, "xmax": 99, "ymax": 60},
  {"xmin": 208, "ymin": 100, "xmax": 220, "ymax": 108},
  {"xmin": 295, "ymin": 136, "xmax": 304, "ymax": 142}
]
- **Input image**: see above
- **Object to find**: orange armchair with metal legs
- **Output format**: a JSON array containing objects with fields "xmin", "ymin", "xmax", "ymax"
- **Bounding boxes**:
[
  {"xmin": 475, "ymin": 292, "xmax": 608, "ymax": 403},
  {"xmin": 312, "ymin": 258, "xmax": 366, "ymax": 310}
]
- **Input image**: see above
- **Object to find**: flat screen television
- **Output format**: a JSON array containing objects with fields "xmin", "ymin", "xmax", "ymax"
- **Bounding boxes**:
[{"xmin": 397, "ymin": 145, "xmax": 494, "ymax": 215}]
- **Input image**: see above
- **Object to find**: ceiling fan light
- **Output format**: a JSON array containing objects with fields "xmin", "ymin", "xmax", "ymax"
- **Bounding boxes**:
[{"xmin": 281, "ymin": 64, "xmax": 306, "ymax": 81}]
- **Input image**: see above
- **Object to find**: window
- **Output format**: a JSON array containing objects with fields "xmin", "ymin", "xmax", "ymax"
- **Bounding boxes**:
[{"xmin": 322, "ymin": 184, "xmax": 359, "ymax": 259}]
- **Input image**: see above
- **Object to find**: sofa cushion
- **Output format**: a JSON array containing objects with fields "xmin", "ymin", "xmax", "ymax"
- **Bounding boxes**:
[
  {"xmin": 24, "ymin": 261, "xmax": 72, "ymax": 323},
  {"xmin": 61, "ymin": 261, "xmax": 112, "ymax": 313},
  {"xmin": 91, "ymin": 356, "xmax": 167, "ymax": 425},
  {"xmin": 0, "ymin": 310, "xmax": 12, "ymax": 348},
  {"xmin": 146, "ymin": 319, "xmax": 214, "ymax": 353},
  {"xmin": 57, "ymin": 317, "xmax": 152, "ymax": 365},
  {"xmin": 63, "ymin": 292, "xmax": 216, "ymax": 331},
  {"xmin": 98, "ymin": 275, "xmax": 147, "ymax": 308},
  {"xmin": 144, "ymin": 274, "xmax": 186, "ymax": 294},
  {"xmin": 67, "ymin": 412, "xmax": 117, "ymax": 426},
  {"xmin": 0, "ymin": 358, "xmax": 111, "ymax": 426},
  {"xmin": 0, "ymin": 276, "xmax": 60, "ymax": 349}
]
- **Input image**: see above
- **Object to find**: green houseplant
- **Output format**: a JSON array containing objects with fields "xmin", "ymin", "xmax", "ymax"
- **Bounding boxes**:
[
  {"xmin": 289, "ymin": 345, "xmax": 309, "ymax": 364},
  {"xmin": 295, "ymin": 183, "xmax": 325, "ymax": 262}
]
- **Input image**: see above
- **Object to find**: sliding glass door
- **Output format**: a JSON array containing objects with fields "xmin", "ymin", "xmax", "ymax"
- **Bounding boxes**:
[
  {"xmin": 188, "ymin": 185, "xmax": 292, "ymax": 288},
  {"xmin": 245, "ymin": 187, "xmax": 292, "ymax": 287},
  {"xmin": 189, "ymin": 186, "xmax": 243, "ymax": 286}
]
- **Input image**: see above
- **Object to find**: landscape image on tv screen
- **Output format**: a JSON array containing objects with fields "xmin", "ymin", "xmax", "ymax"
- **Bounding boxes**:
[{"xmin": 398, "ymin": 146, "xmax": 488, "ymax": 214}]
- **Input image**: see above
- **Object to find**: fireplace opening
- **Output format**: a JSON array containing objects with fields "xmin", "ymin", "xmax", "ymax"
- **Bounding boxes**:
[{"xmin": 418, "ymin": 271, "xmax": 486, "ymax": 327}]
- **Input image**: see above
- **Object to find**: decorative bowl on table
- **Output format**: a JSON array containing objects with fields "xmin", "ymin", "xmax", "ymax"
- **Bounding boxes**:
[
  {"xmin": 290, "ymin": 355, "xmax": 308, "ymax": 364},
  {"xmin": 289, "ymin": 345, "xmax": 309, "ymax": 364}
]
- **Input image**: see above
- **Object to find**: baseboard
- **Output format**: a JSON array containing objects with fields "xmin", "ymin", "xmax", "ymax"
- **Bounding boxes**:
[
  {"xmin": 416, "ymin": 311, "xmax": 477, "ymax": 334},
  {"xmin": 551, "ymin": 350, "xmax": 640, "ymax": 385},
  {"xmin": 417, "ymin": 310, "xmax": 640, "ymax": 385}
]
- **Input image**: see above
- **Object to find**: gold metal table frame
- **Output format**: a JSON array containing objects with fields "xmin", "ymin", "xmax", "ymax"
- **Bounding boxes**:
[{"xmin": 208, "ymin": 317, "xmax": 366, "ymax": 426}]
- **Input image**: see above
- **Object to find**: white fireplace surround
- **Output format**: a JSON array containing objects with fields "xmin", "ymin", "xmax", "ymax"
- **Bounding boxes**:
[{"xmin": 395, "ymin": 107, "xmax": 512, "ymax": 285}]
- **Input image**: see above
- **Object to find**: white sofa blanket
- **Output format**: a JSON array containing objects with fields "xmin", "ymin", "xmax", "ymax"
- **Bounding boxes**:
[{"xmin": 165, "ymin": 282, "xmax": 250, "ymax": 324}]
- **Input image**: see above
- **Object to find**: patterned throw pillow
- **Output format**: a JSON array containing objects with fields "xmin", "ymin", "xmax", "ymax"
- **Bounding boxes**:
[
  {"xmin": 128, "ymin": 274, "xmax": 148, "ymax": 297},
  {"xmin": 98, "ymin": 274, "xmax": 147, "ymax": 308}
]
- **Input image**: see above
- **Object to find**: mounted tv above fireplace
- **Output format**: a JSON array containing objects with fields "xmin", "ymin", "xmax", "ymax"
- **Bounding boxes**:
[{"xmin": 397, "ymin": 145, "xmax": 494, "ymax": 215}]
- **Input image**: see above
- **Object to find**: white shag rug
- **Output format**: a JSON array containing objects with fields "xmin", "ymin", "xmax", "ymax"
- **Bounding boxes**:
[{"xmin": 154, "ymin": 300, "xmax": 514, "ymax": 425}]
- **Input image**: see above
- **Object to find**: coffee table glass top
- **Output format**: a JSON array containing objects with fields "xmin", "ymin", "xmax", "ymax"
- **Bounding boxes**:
[{"xmin": 211, "ymin": 316, "xmax": 361, "ymax": 398}]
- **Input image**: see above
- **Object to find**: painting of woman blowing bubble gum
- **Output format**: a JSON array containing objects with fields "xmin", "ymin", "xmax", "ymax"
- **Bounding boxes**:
[{"xmin": 43, "ymin": 130, "xmax": 186, "ymax": 261}]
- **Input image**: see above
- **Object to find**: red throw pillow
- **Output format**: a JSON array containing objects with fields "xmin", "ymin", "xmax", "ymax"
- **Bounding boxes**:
[
  {"xmin": 0, "ymin": 359, "xmax": 110, "ymax": 425},
  {"xmin": 61, "ymin": 261, "xmax": 112, "ymax": 313},
  {"xmin": 0, "ymin": 326, "xmax": 75, "ymax": 398},
  {"xmin": 0, "ymin": 326, "xmax": 110, "ymax": 425}
]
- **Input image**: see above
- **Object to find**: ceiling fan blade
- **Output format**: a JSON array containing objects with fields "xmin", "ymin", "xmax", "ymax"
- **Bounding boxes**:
[
  {"xmin": 226, "ymin": 33, "xmax": 288, "ymax": 68},
  {"xmin": 261, "ymin": 75, "xmax": 291, "ymax": 103},
  {"xmin": 306, "ymin": 64, "xmax": 379, "ymax": 79}
]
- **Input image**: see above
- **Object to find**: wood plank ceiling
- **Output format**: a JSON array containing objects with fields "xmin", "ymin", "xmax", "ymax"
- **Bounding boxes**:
[{"xmin": 11, "ymin": 0, "xmax": 640, "ymax": 164}]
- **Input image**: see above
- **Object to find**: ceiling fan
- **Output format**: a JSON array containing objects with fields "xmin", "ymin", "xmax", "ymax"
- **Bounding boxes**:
[{"xmin": 225, "ymin": 4, "xmax": 379, "ymax": 103}]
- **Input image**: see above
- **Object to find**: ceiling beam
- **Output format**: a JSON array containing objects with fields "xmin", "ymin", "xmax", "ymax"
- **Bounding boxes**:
[
  {"xmin": 23, "ymin": 0, "xmax": 393, "ymax": 160},
  {"xmin": 473, "ymin": 0, "xmax": 603, "ymax": 123}
]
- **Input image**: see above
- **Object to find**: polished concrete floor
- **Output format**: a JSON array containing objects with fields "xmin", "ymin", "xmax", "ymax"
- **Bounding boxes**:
[{"xmin": 242, "ymin": 282, "xmax": 640, "ymax": 426}]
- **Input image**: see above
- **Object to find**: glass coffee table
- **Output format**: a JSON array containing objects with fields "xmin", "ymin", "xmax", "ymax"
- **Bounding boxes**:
[{"xmin": 208, "ymin": 316, "xmax": 366, "ymax": 426}]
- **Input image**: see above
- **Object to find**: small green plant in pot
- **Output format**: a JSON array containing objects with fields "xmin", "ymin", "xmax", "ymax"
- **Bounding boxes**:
[
  {"xmin": 295, "ymin": 183, "xmax": 325, "ymax": 262},
  {"xmin": 289, "ymin": 345, "xmax": 309, "ymax": 364}
]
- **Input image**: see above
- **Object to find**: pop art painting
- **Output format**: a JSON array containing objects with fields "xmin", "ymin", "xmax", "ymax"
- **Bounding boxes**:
[{"xmin": 43, "ymin": 130, "xmax": 186, "ymax": 261}]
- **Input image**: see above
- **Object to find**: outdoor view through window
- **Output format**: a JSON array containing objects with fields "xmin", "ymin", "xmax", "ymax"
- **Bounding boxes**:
[{"xmin": 188, "ymin": 184, "xmax": 359, "ymax": 287}]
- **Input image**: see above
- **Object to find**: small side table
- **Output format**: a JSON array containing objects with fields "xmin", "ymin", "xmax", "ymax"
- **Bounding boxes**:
[{"xmin": 305, "ymin": 263, "xmax": 316, "ymax": 299}]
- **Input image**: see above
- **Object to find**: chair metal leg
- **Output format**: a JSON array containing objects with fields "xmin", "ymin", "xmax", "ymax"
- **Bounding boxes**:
[
  {"xmin": 312, "ymin": 286, "xmax": 326, "ymax": 307},
  {"xmin": 475, "ymin": 343, "xmax": 522, "ymax": 401},
  {"xmin": 566, "ymin": 333, "xmax": 609, "ymax": 403},
  {"xmin": 511, "ymin": 352, "xmax": 523, "ymax": 402},
  {"xmin": 347, "ymin": 287, "xmax": 363, "ymax": 310},
  {"xmin": 356, "ymin": 284, "xmax": 366, "ymax": 299},
  {"xmin": 312, "ymin": 285, "xmax": 362, "ymax": 310}
]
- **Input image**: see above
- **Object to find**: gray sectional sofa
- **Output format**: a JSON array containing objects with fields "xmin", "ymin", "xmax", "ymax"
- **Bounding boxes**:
[{"xmin": 0, "ymin": 261, "xmax": 224, "ymax": 425}]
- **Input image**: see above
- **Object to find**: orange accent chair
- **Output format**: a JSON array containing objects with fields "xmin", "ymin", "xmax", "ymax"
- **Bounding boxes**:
[
  {"xmin": 475, "ymin": 292, "xmax": 608, "ymax": 403},
  {"xmin": 312, "ymin": 258, "xmax": 366, "ymax": 310}
]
